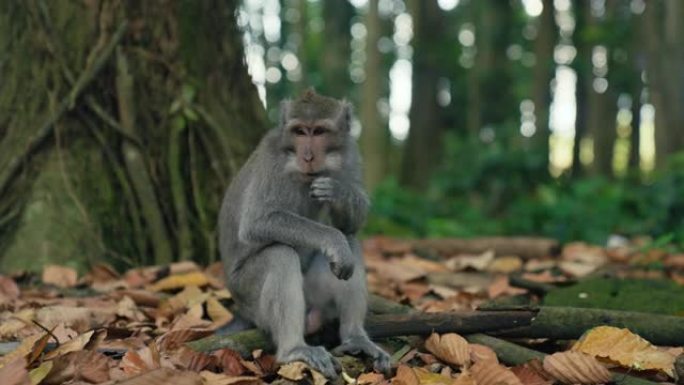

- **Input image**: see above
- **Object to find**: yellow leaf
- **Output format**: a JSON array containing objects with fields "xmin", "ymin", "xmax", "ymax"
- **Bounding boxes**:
[
  {"xmin": 149, "ymin": 272, "xmax": 211, "ymax": 292},
  {"xmin": 28, "ymin": 361, "xmax": 53, "ymax": 385},
  {"xmin": 424, "ymin": 332, "xmax": 470, "ymax": 367},
  {"xmin": 413, "ymin": 367, "xmax": 453, "ymax": 385},
  {"xmin": 206, "ymin": 297, "xmax": 233, "ymax": 324},
  {"xmin": 42, "ymin": 265, "xmax": 77, "ymax": 288},
  {"xmin": 572, "ymin": 325, "xmax": 675, "ymax": 377}
]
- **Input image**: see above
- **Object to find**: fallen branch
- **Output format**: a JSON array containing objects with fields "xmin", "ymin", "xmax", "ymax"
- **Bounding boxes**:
[
  {"xmin": 466, "ymin": 334, "xmax": 657, "ymax": 385},
  {"xmin": 412, "ymin": 236, "xmax": 560, "ymax": 259},
  {"xmin": 487, "ymin": 305, "xmax": 684, "ymax": 346}
]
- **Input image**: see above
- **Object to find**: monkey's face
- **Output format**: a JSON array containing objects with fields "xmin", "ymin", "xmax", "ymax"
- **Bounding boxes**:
[{"xmin": 283, "ymin": 119, "xmax": 344, "ymax": 177}]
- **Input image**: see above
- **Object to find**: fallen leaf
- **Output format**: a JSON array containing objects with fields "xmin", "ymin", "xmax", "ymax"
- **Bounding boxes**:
[
  {"xmin": 487, "ymin": 256, "xmax": 523, "ymax": 274},
  {"xmin": 117, "ymin": 295, "xmax": 148, "ymax": 322},
  {"xmin": 486, "ymin": 275, "xmax": 527, "ymax": 298},
  {"xmin": 358, "ymin": 372, "xmax": 386, "ymax": 385},
  {"xmin": 0, "ymin": 275, "xmax": 20, "ymax": 302},
  {"xmin": 391, "ymin": 365, "xmax": 419, "ymax": 385},
  {"xmin": 469, "ymin": 344, "xmax": 498, "ymax": 364},
  {"xmin": 470, "ymin": 360, "xmax": 523, "ymax": 385},
  {"xmin": 413, "ymin": 367, "xmax": 454, "ymax": 385},
  {"xmin": 213, "ymin": 349, "xmax": 247, "ymax": 376},
  {"xmin": 0, "ymin": 358, "xmax": 29, "ymax": 385},
  {"xmin": 278, "ymin": 361, "xmax": 327, "ymax": 385},
  {"xmin": 206, "ymin": 297, "xmax": 234, "ymax": 324},
  {"xmin": 120, "ymin": 344, "xmax": 162, "ymax": 375},
  {"xmin": 0, "ymin": 309, "xmax": 36, "ymax": 339},
  {"xmin": 200, "ymin": 371, "xmax": 262, "ymax": 385},
  {"xmin": 158, "ymin": 286, "xmax": 209, "ymax": 318},
  {"xmin": 451, "ymin": 369, "xmax": 476, "ymax": 385},
  {"xmin": 149, "ymin": 272, "xmax": 211, "ymax": 292},
  {"xmin": 113, "ymin": 367, "xmax": 202, "ymax": 385},
  {"xmin": 44, "ymin": 350, "xmax": 112, "ymax": 384},
  {"xmin": 42, "ymin": 265, "xmax": 78, "ymax": 288},
  {"xmin": 446, "ymin": 250, "xmax": 495, "ymax": 272},
  {"xmin": 543, "ymin": 351, "xmax": 612, "ymax": 384},
  {"xmin": 28, "ymin": 360, "xmax": 53, "ymax": 385},
  {"xmin": 157, "ymin": 329, "xmax": 214, "ymax": 351},
  {"xmin": 424, "ymin": 332, "xmax": 470, "ymax": 367},
  {"xmin": 0, "ymin": 333, "xmax": 45, "ymax": 369},
  {"xmin": 572, "ymin": 325, "xmax": 675, "ymax": 377},
  {"xmin": 44, "ymin": 330, "xmax": 95, "ymax": 359},
  {"xmin": 510, "ymin": 360, "xmax": 553, "ymax": 385},
  {"xmin": 167, "ymin": 346, "xmax": 216, "ymax": 371}
]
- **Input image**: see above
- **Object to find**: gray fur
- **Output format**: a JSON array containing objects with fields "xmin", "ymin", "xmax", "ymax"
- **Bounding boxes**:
[{"xmin": 219, "ymin": 95, "xmax": 389, "ymax": 378}]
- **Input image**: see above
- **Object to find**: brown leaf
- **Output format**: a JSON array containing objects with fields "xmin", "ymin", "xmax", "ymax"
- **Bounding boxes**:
[
  {"xmin": 0, "ymin": 333, "xmax": 44, "ymax": 368},
  {"xmin": 35, "ymin": 305, "xmax": 115, "ymax": 332},
  {"xmin": 117, "ymin": 295, "xmax": 148, "ymax": 322},
  {"xmin": 200, "ymin": 370, "xmax": 263, "ymax": 385},
  {"xmin": 543, "ymin": 351, "xmax": 612, "ymax": 384},
  {"xmin": 0, "ymin": 309, "xmax": 35, "ymax": 339},
  {"xmin": 114, "ymin": 368, "xmax": 203, "ymax": 385},
  {"xmin": 510, "ymin": 360, "xmax": 553, "ymax": 385},
  {"xmin": 358, "ymin": 372, "xmax": 386, "ymax": 385},
  {"xmin": 168, "ymin": 346, "xmax": 216, "ymax": 372},
  {"xmin": 446, "ymin": 250, "xmax": 495, "ymax": 272},
  {"xmin": 470, "ymin": 360, "xmax": 523, "ymax": 385},
  {"xmin": 424, "ymin": 332, "xmax": 470, "ymax": 367},
  {"xmin": 0, "ymin": 275, "xmax": 20, "ymax": 302},
  {"xmin": 157, "ymin": 329, "xmax": 214, "ymax": 352},
  {"xmin": 213, "ymin": 349, "xmax": 247, "ymax": 376},
  {"xmin": 391, "ymin": 365, "xmax": 419, "ymax": 385},
  {"xmin": 44, "ymin": 330, "xmax": 95, "ymax": 359},
  {"xmin": 278, "ymin": 361, "xmax": 327, "ymax": 385},
  {"xmin": 469, "ymin": 344, "xmax": 498, "ymax": 364},
  {"xmin": 43, "ymin": 350, "xmax": 112, "ymax": 385},
  {"xmin": 120, "ymin": 344, "xmax": 162, "ymax": 375},
  {"xmin": 42, "ymin": 265, "xmax": 78, "ymax": 288},
  {"xmin": 0, "ymin": 358, "xmax": 29, "ymax": 385},
  {"xmin": 572, "ymin": 325, "xmax": 675, "ymax": 377},
  {"xmin": 486, "ymin": 275, "xmax": 527, "ymax": 299},
  {"xmin": 451, "ymin": 369, "xmax": 476, "ymax": 385}
]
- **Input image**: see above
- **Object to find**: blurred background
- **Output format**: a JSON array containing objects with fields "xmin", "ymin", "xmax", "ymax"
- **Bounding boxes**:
[{"xmin": 0, "ymin": 0, "xmax": 683, "ymax": 272}]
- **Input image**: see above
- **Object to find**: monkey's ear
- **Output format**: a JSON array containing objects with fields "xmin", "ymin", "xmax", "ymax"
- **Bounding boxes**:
[
  {"xmin": 280, "ymin": 100, "xmax": 292, "ymax": 128},
  {"xmin": 337, "ymin": 100, "xmax": 353, "ymax": 132}
]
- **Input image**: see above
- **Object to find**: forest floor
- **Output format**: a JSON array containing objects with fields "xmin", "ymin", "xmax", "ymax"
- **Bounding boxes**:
[{"xmin": 1, "ymin": 236, "xmax": 683, "ymax": 385}]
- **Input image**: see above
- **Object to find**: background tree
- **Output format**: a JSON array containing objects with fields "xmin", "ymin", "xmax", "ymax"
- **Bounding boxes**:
[{"xmin": 0, "ymin": 0, "xmax": 266, "ymax": 270}]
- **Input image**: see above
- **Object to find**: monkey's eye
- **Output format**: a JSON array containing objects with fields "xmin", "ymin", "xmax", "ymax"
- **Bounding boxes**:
[
  {"xmin": 312, "ymin": 126, "xmax": 326, "ymax": 136},
  {"xmin": 292, "ymin": 126, "xmax": 306, "ymax": 136}
]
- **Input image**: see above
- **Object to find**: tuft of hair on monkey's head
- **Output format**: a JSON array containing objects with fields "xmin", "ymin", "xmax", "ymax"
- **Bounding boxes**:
[{"xmin": 284, "ymin": 88, "xmax": 351, "ymax": 125}]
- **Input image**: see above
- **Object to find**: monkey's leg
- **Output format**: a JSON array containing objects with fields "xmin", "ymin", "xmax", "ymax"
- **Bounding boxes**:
[
  {"xmin": 304, "ymin": 237, "xmax": 391, "ymax": 374},
  {"xmin": 231, "ymin": 245, "xmax": 341, "ymax": 378}
]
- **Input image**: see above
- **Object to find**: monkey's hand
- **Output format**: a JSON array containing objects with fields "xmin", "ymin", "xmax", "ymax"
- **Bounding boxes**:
[
  {"xmin": 310, "ymin": 177, "xmax": 339, "ymax": 202},
  {"xmin": 323, "ymin": 236, "xmax": 355, "ymax": 280}
]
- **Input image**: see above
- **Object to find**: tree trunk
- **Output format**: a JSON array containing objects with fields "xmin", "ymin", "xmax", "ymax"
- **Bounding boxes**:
[
  {"xmin": 644, "ymin": 0, "xmax": 684, "ymax": 168},
  {"xmin": 400, "ymin": 0, "xmax": 444, "ymax": 191},
  {"xmin": 531, "ymin": 0, "xmax": 556, "ymax": 167},
  {"xmin": 0, "ymin": 0, "xmax": 267, "ymax": 269},
  {"xmin": 321, "ymin": 0, "xmax": 354, "ymax": 98},
  {"xmin": 360, "ymin": 0, "xmax": 387, "ymax": 193}
]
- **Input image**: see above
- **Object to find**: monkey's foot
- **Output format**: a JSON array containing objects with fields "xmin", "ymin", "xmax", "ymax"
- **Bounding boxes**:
[
  {"xmin": 332, "ymin": 336, "xmax": 391, "ymax": 375},
  {"xmin": 279, "ymin": 345, "xmax": 341, "ymax": 379}
]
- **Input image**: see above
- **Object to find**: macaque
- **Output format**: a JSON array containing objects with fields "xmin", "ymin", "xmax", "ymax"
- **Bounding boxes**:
[{"xmin": 218, "ymin": 90, "xmax": 390, "ymax": 378}]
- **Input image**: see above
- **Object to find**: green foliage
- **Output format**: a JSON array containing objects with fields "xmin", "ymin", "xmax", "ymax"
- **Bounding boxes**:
[{"xmin": 366, "ymin": 134, "xmax": 684, "ymax": 246}]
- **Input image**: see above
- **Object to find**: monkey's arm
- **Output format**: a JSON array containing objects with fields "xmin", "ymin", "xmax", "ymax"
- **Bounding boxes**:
[
  {"xmin": 239, "ymin": 210, "xmax": 355, "ymax": 279},
  {"xmin": 311, "ymin": 177, "xmax": 369, "ymax": 234}
]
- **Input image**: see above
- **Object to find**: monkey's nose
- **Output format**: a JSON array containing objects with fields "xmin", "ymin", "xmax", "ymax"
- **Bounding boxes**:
[{"xmin": 304, "ymin": 153, "xmax": 314, "ymax": 162}]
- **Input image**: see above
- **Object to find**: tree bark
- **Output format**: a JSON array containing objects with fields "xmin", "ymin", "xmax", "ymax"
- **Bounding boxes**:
[
  {"xmin": 360, "ymin": 0, "xmax": 387, "ymax": 193},
  {"xmin": 531, "ymin": 0, "xmax": 556, "ymax": 164},
  {"xmin": 400, "ymin": 0, "xmax": 444, "ymax": 191},
  {"xmin": 0, "ymin": 0, "xmax": 267, "ymax": 268}
]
